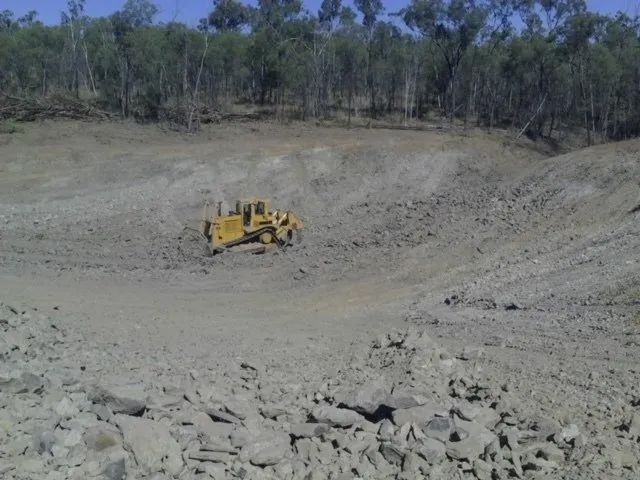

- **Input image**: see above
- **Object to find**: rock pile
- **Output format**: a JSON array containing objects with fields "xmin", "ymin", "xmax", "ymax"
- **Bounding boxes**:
[{"xmin": 1, "ymin": 302, "xmax": 637, "ymax": 479}]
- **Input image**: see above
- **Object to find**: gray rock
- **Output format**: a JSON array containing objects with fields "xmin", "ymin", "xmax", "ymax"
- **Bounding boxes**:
[
  {"xmin": 205, "ymin": 407, "xmax": 242, "ymax": 424},
  {"xmin": 0, "ymin": 461, "xmax": 14, "ymax": 476},
  {"xmin": 600, "ymin": 446, "xmax": 637, "ymax": 469},
  {"xmin": 415, "ymin": 437, "xmax": 446, "ymax": 464},
  {"xmin": 473, "ymin": 458, "xmax": 493, "ymax": 480},
  {"xmin": 192, "ymin": 411, "xmax": 234, "ymax": 440},
  {"xmin": 188, "ymin": 450, "xmax": 232, "ymax": 463},
  {"xmin": 337, "ymin": 378, "xmax": 388, "ymax": 415},
  {"xmin": 628, "ymin": 412, "xmax": 640, "ymax": 439},
  {"xmin": 392, "ymin": 402, "xmax": 449, "ymax": 427},
  {"xmin": 559, "ymin": 424, "xmax": 580, "ymax": 442},
  {"xmin": 384, "ymin": 389, "xmax": 429, "ymax": 410},
  {"xmin": 115, "ymin": 414, "xmax": 182, "ymax": 475},
  {"xmin": 90, "ymin": 403, "xmax": 113, "ymax": 422},
  {"xmin": 423, "ymin": 416, "xmax": 453, "ymax": 443},
  {"xmin": 32, "ymin": 430, "xmax": 57, "ymax": 454},
  {"xmin": 260, "ymin": 404, "xmax": 288, "ymax": 419},
  {"xmin": 68, "ymin": 444, "xmax": 87, "ymax": 467},
  {"xmin": 454, "ymin": 403, "xmax": 500, "ymax": 429},
  {"xmin": 533, "ymin": 442, "xmax": 564, "ymax": 464},
  {"xmin": 378, "ymin": 419, "xmax": 396, "ymax": 440},
  {"xmin": 0, "ymin": 371, "xmax": 44, "ymax": 394},
  {"xmin": 16, "ymin": 457, "xmax": 45, "ymax": 474},
  {"xmin": 312, "ymin": 405, "xmax": 364, "ymax": 427},
  {"xmin": 148, "ymin": 474, "xmax": 169, "ymax": 480},
  {"xmin": 88, "ymin": 382, "xmax": 146, "ymax": 415},
  {"xmin": 312, "ymin": 440, "xmax": 338, "ymax": 466},
  {"xmin": 84, "ymin": 424, "xmax": 122, "ymax": 451},
  {"xmin": 289, "ymin": 423, "xmax": 330, "ymax": 438},
  {"xmin": 54, "ymin": 397, "xmax": 80, "ymax": 418},
  {"xmin": 230, "ymin": 427, "xmax": 254, "ymax": 448},
  {"xmin": 380, "ymin": 442, "xmax": 406, "ymax": 466},
  {"xmin": 102, "ymin": 458, "xmax": 126, "ymax": 480},
  {"xmin": 403, "ymin": 450, "xmax": 431, "ymax": 475},
  {"xmin": 445, "ymin": 419, "xmax": 496, "ymax": 461},
  {"xmin": 51, "ymin": 444, "xmax": 69, "ymax": 459},
  {"xmin": 238, "ymin": 431, "xmax": 290, "ymax": 466},
  {"xmin": 459, "ymin": 346, "xmax": 484, "ymax": 361},
  {"xmin": 201, "ymin": 438, "xmax": 237, "ymax": 453},
  {"xmin": 223, "ymin": 398, "xmax": 253, "ymax": 420}
]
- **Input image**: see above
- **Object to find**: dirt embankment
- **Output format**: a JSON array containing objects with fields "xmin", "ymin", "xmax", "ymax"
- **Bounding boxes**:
[{"xmin": 0, "ymin": 121, "xmax": 638, "ymax": 479}]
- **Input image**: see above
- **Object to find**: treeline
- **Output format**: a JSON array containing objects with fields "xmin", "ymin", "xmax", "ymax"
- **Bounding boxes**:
[{"xmin": 1, "ymin": 0, "xmax": 640, "ymax": 142}]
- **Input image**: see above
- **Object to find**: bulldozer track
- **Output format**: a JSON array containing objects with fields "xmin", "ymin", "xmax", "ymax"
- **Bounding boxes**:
[{"xmin": 221, "ymin": 226, "xmax": 285, "ymax": 251}]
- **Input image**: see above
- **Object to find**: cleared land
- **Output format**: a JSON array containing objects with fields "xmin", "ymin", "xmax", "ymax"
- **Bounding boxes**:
[{"xmin": 0, "ymin": 121, "xmax": 639, "ymax": 479}]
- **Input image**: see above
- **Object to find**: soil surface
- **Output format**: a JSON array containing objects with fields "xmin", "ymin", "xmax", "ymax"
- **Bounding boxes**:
[{"xmin": 0, "ymin": 120, "xmax": 639, "ymax": 479}]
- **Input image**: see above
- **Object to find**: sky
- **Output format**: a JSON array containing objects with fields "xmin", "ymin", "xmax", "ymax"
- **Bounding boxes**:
[{"xmin": 1, "ymin": 0, "xmax": 637, "ymax": 27}]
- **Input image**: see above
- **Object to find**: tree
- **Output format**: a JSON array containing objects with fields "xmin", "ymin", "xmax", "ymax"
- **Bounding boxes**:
[
  {"xmin": 0, "ymin": 10, "xmax": 14, "ymax": 31},
  {"xmin": 354, "ymin": 0, "xmax": 383, "ymax": 120},
  {"xmin": 61, "ymin": 0, "xmax": 87, "ymax": 97},
  {"xmin": 208, "ymin": 0, "xmax": 251, "ymax": 32},
  {"xmin": 122, "ymin": 0, "xmax": 158, "ymax": 27},
  {"xmin": 403, "ymin": 0, "xmax": 488, "ymax": 125}
]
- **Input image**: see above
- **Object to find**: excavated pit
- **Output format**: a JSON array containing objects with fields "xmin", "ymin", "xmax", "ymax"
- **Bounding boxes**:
[{"xmin": 0, "ymin": 120, "xmax": 639, "ymax": 479}]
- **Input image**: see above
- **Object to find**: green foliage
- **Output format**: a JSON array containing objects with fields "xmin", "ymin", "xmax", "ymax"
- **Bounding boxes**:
[
  {"xmin": 208, "ymin": 0, "xmax": 251, "ymax": 32},
  {"xmin": 0, "ymin": 0, "xmax": 639, "ymax": 141}
]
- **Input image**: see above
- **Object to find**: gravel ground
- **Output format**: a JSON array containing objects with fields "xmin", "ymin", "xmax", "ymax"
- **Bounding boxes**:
[{"xmin": 0, "ymin": 120, "xmax": 638, "ymax": 479}]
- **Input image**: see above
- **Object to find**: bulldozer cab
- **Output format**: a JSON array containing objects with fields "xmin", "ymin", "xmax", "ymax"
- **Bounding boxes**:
[{"xmin": 235, "ymin": 199, "xmax": 270, "ymax": 229}]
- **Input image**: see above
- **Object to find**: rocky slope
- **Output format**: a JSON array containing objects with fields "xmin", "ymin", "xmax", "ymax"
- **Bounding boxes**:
[{"xmin": 2, "ymin": 301, "xmax": 638, "ymax": 480}]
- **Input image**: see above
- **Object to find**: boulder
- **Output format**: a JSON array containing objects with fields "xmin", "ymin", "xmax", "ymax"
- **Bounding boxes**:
[
  {"xmin": 312, "ymin": 405, "xmax": 364, "ymax": 427},
  {"xmin": 205, "ymin": 407, "xmax": 242, "ymax": 424},
  {"xmin": 102, "ymin": 458, "xmax": 126, "ymax": 480},
  {"xmin": 223, "ymin": 398, "xmax": 254, "ymax": 420},
  {"xmin": 380, "ymin": 442, "xmax": 406, "ymax": 466},
  {"xmin": 201, "ymin": 439, "xmax": 236, "ymax": 453},
  {"xmin": 88, "ymin": 383, "xmax": 146, "ymax": 415},
  {"xmin": 289, "ymin": 423, "xmax": 330, "ymax": 438},
  {"xmin": 0, "ymin": 371, "xmax": 44, "ymax": 394},
  {"xmin": 230, "ymin": 427, "xmax": 254, "ymax": 448},
  {"xmin": 392, "ymin": 403, "xmax": 449, "ymax": 428},
  {"xmin": 238, "ymin": 431, "xmax": 290, "ymax": 466},
  {"xmin": 415, "ymin": 438, "xmax": 446, "ymax": 464},
  {"xmin": 188, "ymin": 450, "xmax": 232, "ymax": 463},
  {"xmin": 337, "ymin": 378, "xmax": 389, "ymax": 415},
  {"xmin": 445, "ymin": 419, "xmax": 496, "ymax": 461},
  {"xmin": 192, "ymin": 411, "xmax": 234, "ymax": 440},
  {"xmin": 115, "ymin": 414, "xmax": 182, "ymax": 475},
  {"xmin": 423, "ymin": 416, "xmax": 453, "ymax": 443},
  {"xmin": 384, "ymin": 389, "xmax": 429, "ymax": 410},
  {"xmin": 559, "ymin": 424, "xmax": 580, "ymax": 442},
  {"xmin": 32, "ymin": 430, "xmax": 57, "ymax": 454},
  {"xmin": 84, "ymin": 424, "xmax": 122, "ymax": 451},
  {"xmin": 260, "ymin": 404, "xmax": 288, "ymax": 419},
  {"xmin": 454, "ymin": 403, "xmax": 500, "ymax": 428}
]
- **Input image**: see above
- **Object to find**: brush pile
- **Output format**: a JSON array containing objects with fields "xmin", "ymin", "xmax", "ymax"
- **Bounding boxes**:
[{"xmin": 0, "ymin": 93, "xmax": 114, "ymax": 122}]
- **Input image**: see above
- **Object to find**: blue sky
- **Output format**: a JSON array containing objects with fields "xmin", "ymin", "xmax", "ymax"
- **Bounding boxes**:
[{"xmin": 2, "ymin": 1, "xmax": 636, "ymax": 27}]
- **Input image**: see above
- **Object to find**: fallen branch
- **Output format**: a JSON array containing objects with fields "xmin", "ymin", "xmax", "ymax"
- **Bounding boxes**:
[{"xmin": 516, "ymin": 94, "xmax": 547, "ymax": 139}]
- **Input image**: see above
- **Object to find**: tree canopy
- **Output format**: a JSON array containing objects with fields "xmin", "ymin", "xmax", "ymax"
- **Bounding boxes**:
[{"xmin": 1, "ymin": 0, "xmax": 639, "ymax": 141}]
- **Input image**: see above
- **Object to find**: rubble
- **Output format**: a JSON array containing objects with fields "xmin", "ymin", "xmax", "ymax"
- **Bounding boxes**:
[{"xmin": 1, "ymin": 301, "xmax": 638, "ymax": 480}]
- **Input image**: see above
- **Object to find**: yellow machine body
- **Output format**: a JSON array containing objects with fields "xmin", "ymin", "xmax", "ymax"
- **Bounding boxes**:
[{"xmin": 199, "ymin": 199, "xmax": 304, "ymax": 253}]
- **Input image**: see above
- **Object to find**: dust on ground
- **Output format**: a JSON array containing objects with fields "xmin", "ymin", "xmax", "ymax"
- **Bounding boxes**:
[{"xmin": 0, "ymin": 120, "xmax": 638, "ymax": 479}]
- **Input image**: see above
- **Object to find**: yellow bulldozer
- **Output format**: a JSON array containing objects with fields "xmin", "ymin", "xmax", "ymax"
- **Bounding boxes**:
[{"xmin": 198, "ymin": 198, "xmax": 304, "ymax": 254}]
